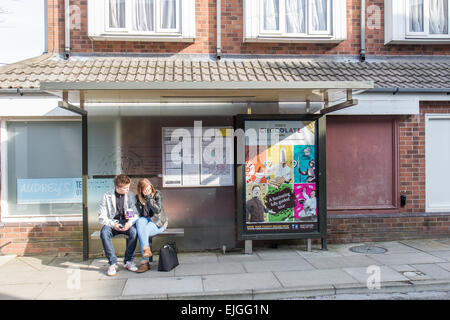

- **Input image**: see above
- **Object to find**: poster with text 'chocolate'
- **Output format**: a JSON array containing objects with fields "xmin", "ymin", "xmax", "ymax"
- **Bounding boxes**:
[{"xmin": 244, "ymin": 120, "xmax": 318, "ymax": 234}]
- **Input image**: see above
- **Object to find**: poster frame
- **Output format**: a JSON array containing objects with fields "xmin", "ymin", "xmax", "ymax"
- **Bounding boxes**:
[{"xmin": 235, "ymin": 114, "xmax": 327, "ymax": 245}]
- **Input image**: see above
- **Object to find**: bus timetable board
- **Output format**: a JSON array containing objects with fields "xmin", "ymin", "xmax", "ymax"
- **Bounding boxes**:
[{"xmin": 236, "ymin": 115, "xmax": 327, "ymax": 243}]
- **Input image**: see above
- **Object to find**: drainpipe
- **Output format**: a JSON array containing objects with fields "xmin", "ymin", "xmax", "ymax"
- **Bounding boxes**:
[
  {"xmin": 44, "ymin": 0, "xmax": 48, "ymax": 53},
  {"xmin": 216, "ymin": 0, "xmax": 222, "ymax": 60},
  {"xmin": 64, "ymin": 0, "xmax": 71, "ymax": 59},
  {"xmin": 360, "ymin": 0, "xmax": 366, "ymax": 62}
]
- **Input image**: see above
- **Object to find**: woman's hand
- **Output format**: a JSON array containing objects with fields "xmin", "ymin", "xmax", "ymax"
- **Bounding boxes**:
[{"xmin": 142, "ymin": 185, "xmax": 152, "ymax": 197}]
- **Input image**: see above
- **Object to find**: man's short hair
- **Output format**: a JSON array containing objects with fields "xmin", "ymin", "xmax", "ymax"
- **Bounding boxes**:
[
  {"xmin": 114, "ymin": 174, "xmax": 131, "ymax": 187},
  {"xmin": 252, "ymin": 185, "xmax": 261, "ymax": 192}
]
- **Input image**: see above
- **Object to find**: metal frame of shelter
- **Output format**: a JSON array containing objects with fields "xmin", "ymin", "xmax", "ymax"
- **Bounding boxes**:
[{"xmin": 40, "ymin": 80, "xmax": 373, "ymax": 260}]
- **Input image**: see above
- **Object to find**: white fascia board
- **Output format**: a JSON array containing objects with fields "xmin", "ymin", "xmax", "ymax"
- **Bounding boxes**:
[
  {"xmin": 0, "ymin": 96, "xmax": 78, "ymax": 117},
  {"xmin": 329, "ymin": 92, "xmax": 450, "ymax": 115},
  {"xmin": 329, "ymin": 93, "xmax": 420, "ymax": 115}
]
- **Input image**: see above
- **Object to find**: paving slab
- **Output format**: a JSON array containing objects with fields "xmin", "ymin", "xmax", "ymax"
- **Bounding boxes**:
[
  {"xmin": 303, "ymin": 255, "xmax": 380, "ymax": 269},
  {"xmin": 254, "ymin": 249, "xmax": 304, "ymax": 261},
  {"xmin": 437, "ymin": 263, "xmax": 450, "ymax": 272},
  {"xmin": 202, "ymin": 272, "xmax": 281, "ymax": 293},
  {"xmin": 391, "ymin": 264, "xmax": 418, "ymax": 272},
  {"xmin": 296, "ymin": 249, "xmax": 343, "ymax": 258},
  {"xmin": 37, "ymin": 279, "xmax": 127, "ymax": 300},
  {"xmin": 243, "ymin": 258, "xmax": 315, "ymax": 273},
  {"xmin": 274, "ymin": 269, "xmax": 360, "ymax": 287},
  {"xmin": 123, "ymin": 276, "xmax": 203, "ymax": 296},
  {"xmin": 217, "ymin": 253, "xmax": 262, "ymax": 263},
  {"xmin": 343, "ymin": 266, "xmax": 409, "ymax": 284},
  {"xmin": 400, "ymin": 239, "xmax": 450, "ymax": 252},
  {"xmin": 427, "ymin": 251, "xmax": 450, "ymax": 262},
  {"xmin": 0, "ymin": 255, "xmax": 16, "ymax": 267},
  {"xmin": 0, "ymin": 283, "xmax": 49, "ymax": 300},
  {"xmin": 411, "ymin": 264, "xmax": 450, "ymax": 280},
  {"xmin": 174, "ymin": 262, "xmax": 245, "ymax": 277},
  {"xmin": 0, "ymin": 259, "xmax": 42, "ymax": 285},
  {"xmin": 368, "ymin": 252, "xmax": 446, "ymax": 266},
  {"xmin": 177, "ymin": 253, "xmax": 219, "ymax": 264},
  {"xmin": 372, "ymin": 241, "xmax": 423, "ymax": 254}
]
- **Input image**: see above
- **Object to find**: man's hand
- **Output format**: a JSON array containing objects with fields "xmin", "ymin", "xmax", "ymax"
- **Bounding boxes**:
[
  {"xmin": 121, "ymin": 222, "xmax": 131, "ymax": 231},
  {"xmin": 113, "ymin": 224, "xmax": 123, "ymax": 232}
]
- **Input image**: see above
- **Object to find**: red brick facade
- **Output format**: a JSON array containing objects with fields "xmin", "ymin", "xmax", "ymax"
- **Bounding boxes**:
[
  {"xmin": 1, "ymin": 0, "xmax": 449, "ymax": 256},
  {"xmin": 47, "ymin": 0, "xmax": 450, "ymax": 56},
  {"xmin": 0, "ymin": 222, "xmax": 83, "ymax": 256}
]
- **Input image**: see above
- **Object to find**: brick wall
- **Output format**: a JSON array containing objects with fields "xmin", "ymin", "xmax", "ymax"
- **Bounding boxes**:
[
  {"xmin": 49, "ymin": 0, "xmax": 450, "ymax": 56},
  {"xmin": 327, "ymin": 101, "xmax": 450, "ymax": 244},
  {"xmin": 0, "ymin": 222, "xmax": 82, "ymax": 256}
]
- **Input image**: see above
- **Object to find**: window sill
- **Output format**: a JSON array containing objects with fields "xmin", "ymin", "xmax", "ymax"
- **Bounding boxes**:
[
  {"xmin": 244, "ymin": 36, "xmax": 345, "ymax": 44},
  {"xmin": 89, "ymin": 34, "xmax": 195, "ymax": 43},
  {"xmin": 386, "ymin": 38, "xmax": 450, "ymax": 45},
  {"xmin": 1, "ymin": 214, "xmax": 82, "ymax": 223}
]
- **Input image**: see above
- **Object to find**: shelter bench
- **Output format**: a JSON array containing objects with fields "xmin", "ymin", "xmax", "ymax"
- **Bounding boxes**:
[{"xmin": 90, "ymin": 228, "xmax": 184, "ymax": 262}]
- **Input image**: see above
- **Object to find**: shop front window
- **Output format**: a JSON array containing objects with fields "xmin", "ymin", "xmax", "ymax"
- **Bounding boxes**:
[{"xmin": 6, "ymin": 121, "xmax": 82, "ymax": 216}]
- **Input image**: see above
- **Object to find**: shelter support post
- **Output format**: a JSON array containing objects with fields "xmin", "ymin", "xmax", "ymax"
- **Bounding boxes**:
[{"xmin": 318, "ymin": 114, "xmax": 327, "ymax": 251}]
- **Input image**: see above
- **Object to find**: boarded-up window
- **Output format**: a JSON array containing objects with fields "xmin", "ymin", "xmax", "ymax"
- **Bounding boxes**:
[{"xmin": 326, "ymin": 116, "xmax": 399, "ymax": 212}]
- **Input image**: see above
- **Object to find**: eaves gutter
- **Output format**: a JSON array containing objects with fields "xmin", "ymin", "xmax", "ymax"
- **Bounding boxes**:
[
  {"xmin": 368, "ymin": 87, "xmax": 450, "ymax": 95},
  {"xmin": 0, "ymin": 88, "xmax": 51, "ymax": 96}
]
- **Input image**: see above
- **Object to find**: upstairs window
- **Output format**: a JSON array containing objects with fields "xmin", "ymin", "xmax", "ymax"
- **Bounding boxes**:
[
  {"xmin": 107, "ymin": 0, "xmax": 180, "ymax": 33},
  {"xmin": 385, "ymin": 0, "xmax": 450, "ymax": 44},
  {"xmin": 408, "ymin": 0, "xmax": 448, "ymax": 35},
  {"xmin": 262, "ymin": 0, "xmax": 330, "ymax": 34},
  {"xmin": 88, "ymin": 0, "xmax": 195, "ymax": 42},
  {"xmin": 244, "ymin": 0, "xmax": 347, "ymax": 43}
]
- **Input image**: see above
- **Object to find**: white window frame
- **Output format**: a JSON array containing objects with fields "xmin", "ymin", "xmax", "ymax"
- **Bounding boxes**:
[
  {"xmin": 385, "ymin": 0, "xmax": 450, "ymax": 44},
  {"xmin": 406, "ymin": 0, "xmax": 450, "ymax": 38},
  {"xmin": 308, "ymin": 0, "xmax": 332, "ymax": 35},
  {"xmin": 88, "ymin": 0, "xmax": 195, "ymax": 42},
  {"xmin": 245, "ymin": 0, "xmax": 346, "ymax": 43}
]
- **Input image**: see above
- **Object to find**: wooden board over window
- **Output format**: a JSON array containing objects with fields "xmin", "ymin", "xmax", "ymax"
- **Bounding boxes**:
[{"xmin": 326, "ymin": 116, "xmax": 399, "ymax": 213}]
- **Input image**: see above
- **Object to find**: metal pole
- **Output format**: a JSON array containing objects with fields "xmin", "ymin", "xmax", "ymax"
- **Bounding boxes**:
[
  {"xmin": 82, "ymin": 114, "xmax": 89, "ymax": 261},
  {"xmin": 318, "ymin": 115, "xmax": 327, "ymax": 251}
]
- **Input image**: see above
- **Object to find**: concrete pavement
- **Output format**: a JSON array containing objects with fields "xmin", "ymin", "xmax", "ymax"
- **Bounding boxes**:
[{"xmin": 1, "ymin": 238, "xmax": 450, "ymax": 300}]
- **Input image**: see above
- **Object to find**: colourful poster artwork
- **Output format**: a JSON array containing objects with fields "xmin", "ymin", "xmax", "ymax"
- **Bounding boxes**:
[
  {"xmin": 266, "ymin": 184, "xmax": 295, "ymax": 222},
  {"xmin": 245, "ymin": 184, "xmax": 269, "ymax": 223},
  {"xmin": 266, "ymin": 145, "xmax": 293, "ymax": 188},
  {"xmin": 293, "ymin": 184, "xmax": 317, "ymax": 221},
  {"xmin": 245, "ymin": 145, "xmax": 268, "ymax": 184},
  {"xmin": 293, "ymin": 145, "xmax": 315, "ymax": 184}
]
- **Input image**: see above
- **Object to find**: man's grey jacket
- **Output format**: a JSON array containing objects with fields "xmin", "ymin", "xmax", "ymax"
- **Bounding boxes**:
[{"xmin": 98, "ymin": 189, "xmax": 139, "ymax": 228}]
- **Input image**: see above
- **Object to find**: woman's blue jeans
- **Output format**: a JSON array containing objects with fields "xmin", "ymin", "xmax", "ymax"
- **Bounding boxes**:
[{"xmin": 136, "ymin": 216, "xmax": 165, "ymax": 261}]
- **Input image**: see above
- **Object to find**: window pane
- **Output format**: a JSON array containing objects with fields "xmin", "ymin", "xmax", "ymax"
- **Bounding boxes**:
[
  {"xmin": 409, "ymin": 0, "xmax": 424, "ymax": 32},
  {"xmin": 7, "ymin": 122, "xmax": 82, "ymax": 216},
  {"xmin": 286, "ymin": 0, "xmax": 306, "ymax": 33},
  {"xmin": 311, "ymin": 0, "xmax": 328, "ymax": 31},
  {"xmin": 109, "ymin": 0, "xmax": 126, "ymax": 28},
  {"xmin": 429, "ymin": 0, "xmax": 448, "ymax": 34},
  {"xmin": 264, "ymin": 0, "xmax": 279, "ymax": 30},
  {"xmin": 133, "ymin": 0, "xmax": 154, "ymax": 31},
  {"xmin": 161, "ymin": 0, "xmax": 176, "ymax": 29}
]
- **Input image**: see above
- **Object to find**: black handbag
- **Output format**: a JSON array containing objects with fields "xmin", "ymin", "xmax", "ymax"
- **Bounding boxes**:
[{"xmin": 158, "ymin": 241, "xmax": 179, "ymax": 271}]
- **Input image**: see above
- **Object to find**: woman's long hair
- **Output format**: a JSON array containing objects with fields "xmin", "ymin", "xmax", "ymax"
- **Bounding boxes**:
[{"xmin": 137, "ymin": 178, "xmax": 156, "ymax": 205}]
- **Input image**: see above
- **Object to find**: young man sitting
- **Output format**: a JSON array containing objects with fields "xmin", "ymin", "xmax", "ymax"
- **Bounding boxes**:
[{"xmin": 98, "ymin": 174, "xmax": 139, "ymax": 276}]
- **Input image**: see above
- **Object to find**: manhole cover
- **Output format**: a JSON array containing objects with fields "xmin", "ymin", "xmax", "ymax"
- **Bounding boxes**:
[{"xmin": 349, "ymin": 245, "xmax": 388, "ymax": 254}]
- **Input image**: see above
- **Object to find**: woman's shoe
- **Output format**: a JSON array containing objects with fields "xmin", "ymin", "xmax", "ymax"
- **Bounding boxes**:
[
  {"xmin": 136, "ymin": 262, "xmax": 150, "ymax": 273},
  {"xmin": 143, "ymin": 245, "xmax": 152, "ymax": 257}
]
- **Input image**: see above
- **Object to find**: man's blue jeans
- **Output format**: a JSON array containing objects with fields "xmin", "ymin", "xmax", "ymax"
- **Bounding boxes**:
[
  {"xmin": 136, "ymin": 217, "xmax": 165, "ymax": 262},
  {"xmin": 100, "ymin": 224, "xmax": 138, "ymax": 266}
]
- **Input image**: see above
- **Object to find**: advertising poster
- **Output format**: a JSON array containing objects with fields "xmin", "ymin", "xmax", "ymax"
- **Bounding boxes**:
[
  {"xmin": 294, "ymin": 183, "xmax": 317, "ymax": 221},
  {"xmin": 242, "ymin": 119, "xmax": 319, "ymax": 236}
]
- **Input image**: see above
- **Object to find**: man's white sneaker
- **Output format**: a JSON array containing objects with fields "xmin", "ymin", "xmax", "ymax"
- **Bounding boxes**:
[
  {"xmin": 107, "ymin": 264, "xmax": 119, "ymax": 276},
  {"xmin": 124, "ymin": 261, "xmax": 138, "ymax": 272}
]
